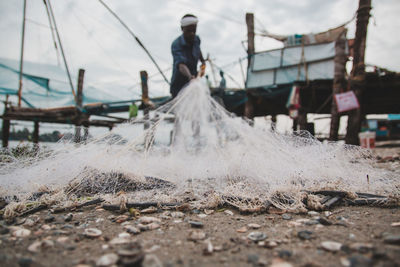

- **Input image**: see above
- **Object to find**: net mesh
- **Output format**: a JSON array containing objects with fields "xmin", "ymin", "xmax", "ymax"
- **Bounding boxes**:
[{"xmin": 0, "ymin": 79, "xmax": 398, "ymax": 211}]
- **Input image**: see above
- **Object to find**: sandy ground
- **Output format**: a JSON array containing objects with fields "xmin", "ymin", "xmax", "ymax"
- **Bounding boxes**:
[{"xmin": 0, "ymin": 141, "xmax": 399, "ymax": 267}]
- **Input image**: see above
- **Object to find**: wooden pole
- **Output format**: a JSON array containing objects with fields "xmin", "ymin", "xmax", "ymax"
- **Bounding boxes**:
[
  {"xmin": 18, "ymin": 0, "xmax": 27, "ymax": 107},
  {"xmin": 33, "ymin": 121, "xmax": 39, "ymax": 144},
  {"xmin": 245, "ymin": 13, "xmax": 255, "ymax": 120},
  {"xmin": 329, "ymin": 30, "xmax": 348, "ymax": 141},
  {"xmin": 140, "ymin": 71, "xmax": 150, "ymax": 129},
  {"xmin": 2, "ymin": 95, "xmax": 10, "ymax": 148},
  {"xmin": 345, "ymin": 0, "xmax": 371, "ymax": 145},
  {"xmin": 74, "ymin": 69, "xmax": 85, "ymax": 143}
]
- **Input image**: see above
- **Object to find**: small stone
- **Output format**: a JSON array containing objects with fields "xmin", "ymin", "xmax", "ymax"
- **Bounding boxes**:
[
  {"xmin": 124, "ymin": 225, "xmax": 141, "ymax": 235},
  {"xmin": 270, "ymin": 258, "xmax": 293, "ymax": 267},
  {"xmin": 188, "ymin": 230, "xmax": 206, "ymax": 241},
  {"xmin": 247, "ymin": 223, "xmax": 261, "ymax": 229},
  {"xmin": 141, "ymin": 206, "xmax": 157, "ymax": 214},
  {"xmin": 224, "ymin": 210, "xmax": 234, "ymax": 216},
  {"xmin": 236, "ymin": 226, "xmax": 248, "ymax": 233},
  {"xmin": 307, "ymin": 211, "xmax": 319, "ymax": 216},
  {"xmin": 96, "ymin": 253, "xmax": 118, "ymax": 266},
  {"xmin": 265, "ymin": 241, "xmax": 278, "ymax": 248},
  {"xmin": 349, "ymin": 233, "xmax": 356, "ymax": 240},
  {"xmin": 18, "ymin": 257, "xmax": 33, "ymax": 267},
  {"xmin": 115, "ymin": 215, "xmax": 129, "ymax": 223},
  {"xmin": 13, "ymin": 228, "xmax": 31, "ymax": 237},
  {"xmin": 383, "ymin": 234, "xmax": 400, "ymax": 245},
  {"xmin": 56, "ymin": 236, "xmax": 69, "ymax": 243},
  {"xmin": 84, "ymin": 228, "xmax": 102, "ymax": 238},
  {"xmin": 347, "ymin": 255, "xmax": 373, "ymax": 267},
  {"xmin": 64, "ymin": 213, "xmax": 73, "ymax": 222},
  {"xmin": 142, "ymin": 254, "xmax": 162, "ymax": 267},
  {"xmin": 188, "ymin": 221, "xmax": 203, "ymax": 228},
  {"xmin": 324, "ymin": 211, "xmax": 333, "ymax": 217},
  {"xmin": 247, "ymin": 231, "xmax": 268, "ymax": 242},
  {"xmin": 317, "ymin": 217, "xmax": 332, "ymax": 226},
  {"xmin": 41, "ymin": 224, "xmax": 51, "ymax": 230},
  {"xmin": 138, "ymin": 216, "xmax": 161, "ymax": 224},
  {"xmin": 321, "ymin": 241, "xmax": 342, "ymax": 252},
  {"xmin": 247, "ymin": 254, "xmax": 259, "ymax": 264},
  {"xmin": 282, "ymin": 214, "xmax": 292, "ymax": 220},
  {"xmin": 109, "ymin": 236, "xmax": 131, "ymax": 245},
  {"xmin": 171, "ymin": 212, "xmax": 184, "ymax": 218},
  {"xmin": 277, "ymin": 250, "xmax": 292, "ymax": 259},
  {"xmin": 203, "ymin": 240, "xmax": 213, "ymax": 255},
  {"xmin": 28, "ymin": 241, "xmax": 42, "ymax": 253},
  {"xmin": 204, "ymin": 209, "xmax": 214, "ymax": 215},
  {"xmin": 197, "ymin": 214, "xmax": 207, "ymax": 219},
  {"xmin": 44, "ymin": 215, "xmax": 55, "ymax": 223},
  {"xmin": 298, "ymin": 230, "xmax": 314, "ymax": 240},
  {"xmin": 349, "ymin": 243, "xmax": 374, "ymax": 253},
  {"xmin": 24, "ymin": 219, "xmax": 37, "ymax": 227},
  {"xmin": 138, "ymin": 222, "xmax": 160, "ymax": 231}
]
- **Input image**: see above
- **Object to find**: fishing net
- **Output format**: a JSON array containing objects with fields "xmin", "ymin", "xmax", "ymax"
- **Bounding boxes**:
[{"xmin": 0, "ymin": 79, "xmax": 398, "ymax": 212}]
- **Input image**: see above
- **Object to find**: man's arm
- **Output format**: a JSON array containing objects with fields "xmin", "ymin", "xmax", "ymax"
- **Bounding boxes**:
[{"xmin": 178, "ymin": 63, "xmax": 195, "ymax": 80}]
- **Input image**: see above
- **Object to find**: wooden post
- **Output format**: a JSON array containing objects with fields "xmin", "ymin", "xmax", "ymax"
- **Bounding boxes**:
[
  {"xmin": 298, "ymin": 108, "xmax": 308, "ymax": 131},
  {"xmin": 2, "ymin": 119, "xmax": 10, "ymax": 148},
  {"xmin": 246, "ymin": 13, "xmax": 255, "ymax": 68},
  {"xmin": 33, "ymin": 121, "xmax": 39, "ymax": 144},
  {"xmin": 74, "ymin": 69, "xmax": 85, "ymax": 143},
  {"xmin": 329, "ymin": 30, "xmax": 348, "ymax": 141},
  {"xmin": 2, "ymin": 95, "xmax": 10, "ymax": 148},
  {"xmin": 244, "ymin": 13, "xmax": 255, "ymax": 120},
  {"xmin": 140, "ymin": 70, "xmax": 150, "ymax": 129},
  {"xmin": 345, "ymin": 0, "xmax": 371, "ymax": 145}
]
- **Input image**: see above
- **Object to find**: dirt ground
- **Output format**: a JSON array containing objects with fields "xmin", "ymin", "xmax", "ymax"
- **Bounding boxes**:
[{"xmin": 0, "ymin": 141, "xmax": 399, "ymax": 267}]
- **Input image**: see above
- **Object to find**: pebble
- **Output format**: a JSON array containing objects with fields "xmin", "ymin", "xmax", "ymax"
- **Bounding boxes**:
[
  {"xmin": 383, "ymin": 234, "xmax": 400, "ymax": 245},
  {"xmin": 265, "ymin": 240, "xmax": 278, "ymax": 248},
  {"xmin": 321, "ymin": 241, "xmax": 342, "ymax": 252},
  {"xmin": 64, "ymin": 213, "xmax": 73, "ymax": 222},
  {"xmin": 142, "ymin": 254, "xmax": 162, "ymax": 267},
  {"xmin": 41, "ymin": 224, "xmax": 52, "ymax": 230},
  {"xmin": 115, "ymin": 215, "xmax": 129, "ymax": 223},
  {"xmin": 109, "ymin": 236, "xmax": 131, "ymax": 245},
  {"xmin": 324, "ymin": 211, "xmax": 333, "ymax": 217},
  {"xmin": 347, "ymin": 255, "xmax": 373, "ymax": 267},
  {"xmin": 247, "ymin": 231, "xmax": 268, "ymax": 242},
  {"xmin": 171, "ymin": 212, "xmax": 185, "ymax": 218},
  {"xmin": 282, "ymin": 214, "xmax": 292, "ymax": 220},
  {"xmin": 277, "ymin": 250, "xmax": 292, "ymax": 259},
  {"xmin": 84, "ymin": 228, "xmax": 102, "ymax": 238},
  {"xmin": 27, "ymin": 241, "xmax": 42, "ymax": 253},
  {"xmin": 236, "ymin": 226, "xmax": 248, "ymax": 233},
  {"xmin": 18, "ymin": 257, "xmax": 33, "ymax": 267},
  {"xmin": 307, "ymin": 211, "xmax": 319, "ymax": 216},
  {"xmin": 203, "ymin": 240, "xmax": 213, "ymax": 255},
  {"xmin": 138, "ymin": 222, "xmax": 160, "ymax": 231},
  {"xmin": 44, "ymin": 215, "xmax": 55, "ymax": 223},
  {"xmin": 96, "ymin": 253, "xmax": 118, "ymax": 266},
  {"xmin": 141, "ymin": 206, "xmax": 157, "ymax": 214},
  {"xmin": 204, "ymin": 209, "xmax": 214, "ymax": 215},
  {"xmin": 270, "ymin": 258, "xmax": 293, "ymax": 267},
  {"xmin": 188, "ymin": 221, "xmax": 203, "ymax": 228},
  {"xmin": 247, "ymin": 223, "xmax": 261, "ymax": 229},
  {"xmin": 13, "ymin": 228, "xmax": 31, "ymax": 237},
  {"xmin": 188, "ymin": 230, "xmax": 206, "ymax": 241},
  {"xmin": 124, "ymin": 225, "xmax": 141, "ymax": 235},
  {"xmin": 297, "ymin": 230, "xmax": 314, "ymax": 240},
  {"xmin": 138, "ymin": 216, "xmax": 161, "ymax": 224},
  {"xmin": 197, "ymin": 214, "xmax": 207, "ymax": 219},
  {"xmin": 224, "ymin": 210, "xmax": 234, "ymax": 216},
  {"xmin": 349, "ymin": 242, "xmax": 374, "ymax": 253},
  {"xmin": 317, "ymin": 217, "xmax": 332, "ymax": 226}
]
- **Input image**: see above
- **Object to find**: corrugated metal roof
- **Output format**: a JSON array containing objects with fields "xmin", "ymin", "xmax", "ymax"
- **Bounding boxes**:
[{"xmin": 247, "ymin": 41, "xmax": 339, "ymax": 88}]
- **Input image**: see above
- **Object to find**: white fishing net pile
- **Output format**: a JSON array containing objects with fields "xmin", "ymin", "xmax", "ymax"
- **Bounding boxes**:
[{"xmin": 0, "ymin": 79, "xmax": 398, "ymax": 210}]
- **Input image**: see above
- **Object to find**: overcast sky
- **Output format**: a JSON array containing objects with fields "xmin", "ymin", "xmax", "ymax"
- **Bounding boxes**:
[{"xmin": 1, "ymin": 0, "xmax": 399, "ymax": 100}]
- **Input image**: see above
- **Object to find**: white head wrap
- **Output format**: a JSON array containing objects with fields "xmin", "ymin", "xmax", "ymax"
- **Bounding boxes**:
[{"xmin": 180, "ymin": 16, "xmax": 198, "ymax": 27}]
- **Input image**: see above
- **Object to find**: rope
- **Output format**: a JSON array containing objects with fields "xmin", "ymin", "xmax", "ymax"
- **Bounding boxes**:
[{"xmin": 98, "ymin": 0, "xmax": 170, "ymax": 86}]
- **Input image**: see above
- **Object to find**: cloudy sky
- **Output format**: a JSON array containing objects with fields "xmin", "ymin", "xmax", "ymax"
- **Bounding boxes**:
[{"xmin": 1, "ymin": 0, "xmax": 399, "ymax": 101}]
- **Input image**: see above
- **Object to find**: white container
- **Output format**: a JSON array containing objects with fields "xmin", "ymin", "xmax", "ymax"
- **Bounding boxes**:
[{"xmin": 358, "ymin": 131, "xmax": 376, "ymax": 149}]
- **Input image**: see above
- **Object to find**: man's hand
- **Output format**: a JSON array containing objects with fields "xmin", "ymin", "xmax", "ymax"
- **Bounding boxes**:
[{"xmin": 198, "ymin": 63, "xmax": 206, "ymax": 77}]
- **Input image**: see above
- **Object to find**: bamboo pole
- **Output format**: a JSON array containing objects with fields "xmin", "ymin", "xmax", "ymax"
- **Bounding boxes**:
[{"xmin": 18, "ymin": 0, "xmax": 27, "ymax": 107}]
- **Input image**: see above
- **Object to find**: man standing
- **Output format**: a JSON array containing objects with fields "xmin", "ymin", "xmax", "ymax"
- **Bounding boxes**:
[{"xmin": 170, "ymin": 14, "xmax": 205, "ymax": 98}]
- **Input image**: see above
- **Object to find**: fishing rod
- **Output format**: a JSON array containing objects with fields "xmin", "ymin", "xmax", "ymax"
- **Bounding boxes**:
[{"xmin": 98, "ymin": 0, "xmax": 170, "ymax": 86}]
